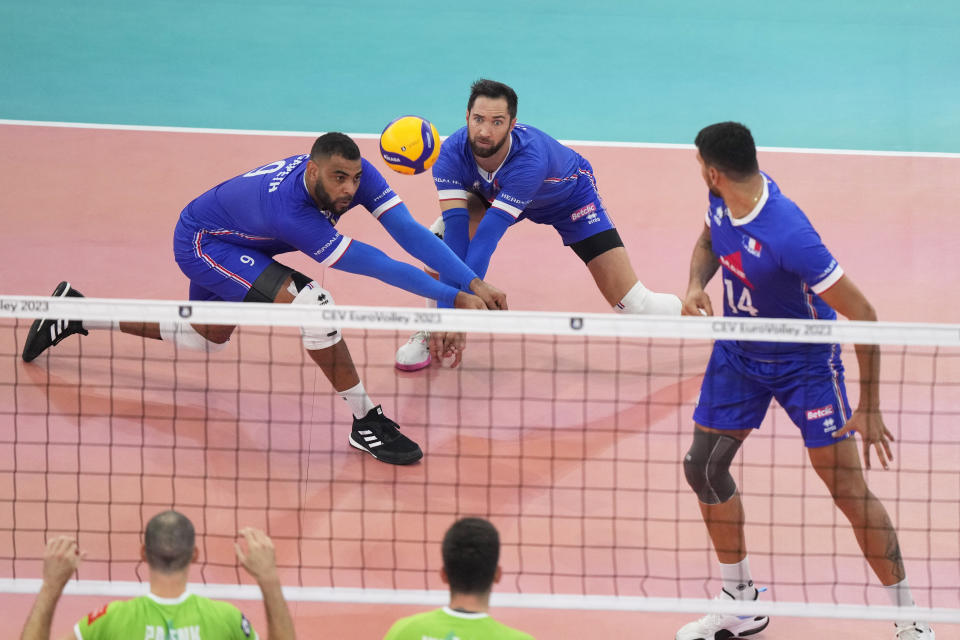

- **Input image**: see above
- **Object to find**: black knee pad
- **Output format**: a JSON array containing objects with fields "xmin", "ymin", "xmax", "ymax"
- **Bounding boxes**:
[
  {"xmin": 683, "ymin": 429, "xmax": 742, "ymax": 505},
  {"xmin": 569, "ymin": 228, "xmax": 625, "ymax": 264},
  {"xmin": 243, "ymin": 262, "xmax": 305, "ymax": 303}
]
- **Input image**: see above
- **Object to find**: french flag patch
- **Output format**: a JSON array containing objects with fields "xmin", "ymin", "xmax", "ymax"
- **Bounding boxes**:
[{"xmin": 743, "ymin": 236, "xmax": 762, "ymax": 257}]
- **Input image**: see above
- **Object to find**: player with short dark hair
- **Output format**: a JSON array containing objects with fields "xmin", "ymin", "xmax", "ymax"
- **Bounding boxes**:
[
  {"xmin": 383, "ymin": 518, "xmax": 533, "ymax": 640},
  {"xmin": 676, "ymin": 121, "xmax": 933, "ymax": 640},
  {"xmin": 394, "ymin": 78, "xmax": 680, "ymax": 370},
  {"xmin": 22, "ymin": 132, "xmax": 507, "ymax": 465},
  {"xmin": 20, "ymin": 510, "xmax": 294, "ymax": 640}
]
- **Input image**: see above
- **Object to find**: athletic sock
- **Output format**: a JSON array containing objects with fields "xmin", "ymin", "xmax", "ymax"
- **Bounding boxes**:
[
  {"xmin": 884, "ymin": 578, "xmax": 916, "ymax": 625},
  {"xmin": 340, "ymin": 381, "xmax": 376, "ymax": 419},
  {"xmin": 720, "ymin": 557, "xmax": 756, "ymax": 599}
]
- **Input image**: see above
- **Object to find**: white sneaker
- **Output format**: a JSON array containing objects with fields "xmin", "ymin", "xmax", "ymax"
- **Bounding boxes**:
[
  {"xmin": 675, "ymin": 588, "xmax": 769, "ymax": 640},
  {"xmin": 895, "ymin": 622, "xmax": 935, "ymax": 639},
  {"xmin": 395, "ymin": 331, "xmax": 431, "ymax": 371}
]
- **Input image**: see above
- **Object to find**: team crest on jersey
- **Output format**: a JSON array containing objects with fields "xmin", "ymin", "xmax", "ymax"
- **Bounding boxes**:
[
  {"xmin": 742, "ymin": 235, "xmax": 762, "ymax": 257},
  {"xmin": 718, "ymin": 251, "xmax": 754, "ymax": 288}
]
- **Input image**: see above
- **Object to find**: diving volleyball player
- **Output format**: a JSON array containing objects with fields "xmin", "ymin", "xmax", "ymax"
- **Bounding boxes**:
[
  {"xmin": 22, "ymin": 133, "xmax": 506, "ymax": 465},
  {"xmin": 395, "ymin": 78, "xmax": 681, "ymax": 370}
]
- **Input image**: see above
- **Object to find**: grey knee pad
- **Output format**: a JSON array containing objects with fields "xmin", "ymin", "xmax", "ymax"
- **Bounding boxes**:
[{"xmin": 683, "ymin": 429, "xmax": 742, "ymax": 504}]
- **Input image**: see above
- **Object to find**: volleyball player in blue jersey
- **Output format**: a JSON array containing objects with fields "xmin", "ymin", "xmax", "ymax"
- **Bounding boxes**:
[
  {"xmin": 22, "ymin": 133, "xmax": 505, "ymax": 465},
  {"xmin": 677, "ymin": 122, "xmax": 933, "ymax": 639},
  {"xmin": 395, "ymin": 79, "xmax": 681, "ymax": 370}
]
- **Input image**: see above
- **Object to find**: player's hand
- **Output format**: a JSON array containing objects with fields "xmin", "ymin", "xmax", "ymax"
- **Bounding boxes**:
[
  {"xmin": 235, "ymin": 527, "xmax": 280, "ymax": 584},
  {"xmin": 832, "ymin": 407, "xmax": 894, "ymax": 470},
  {"xmin": 468, "ymin": 278, "xmax": 508, "ymax": 310},
  {"xmin": 42, "ymin": 536, "xmax": 84, "ymax": 590},
  {"xmin": 453, "ymin": 291, "xmax": 486, "ymax": 310},
  {"xmin": 430, "ymin": 331, "xmax": 467, "ymax": 368},
  {"xmin": 682, "ymin": 289, "xmax": 713, "ymax": 316}
]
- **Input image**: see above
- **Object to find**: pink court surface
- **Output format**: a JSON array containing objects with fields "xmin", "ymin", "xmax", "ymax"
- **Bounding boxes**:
[{"xmin": 1, "ymin": 123, "xmax": 959, "ymax": 638}]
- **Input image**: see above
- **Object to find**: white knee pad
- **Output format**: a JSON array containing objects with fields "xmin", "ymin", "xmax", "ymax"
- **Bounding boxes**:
[
  {"xmin": 614, "ymin": 281, "xmax": 682, "ymax": 315},
  {"xmin": 291, "ymin": 281, "xmax": 342, "ymax": 350},
  {"xmin": 159, "ymin": 321, "xmax": 228, "ymax": 352}
]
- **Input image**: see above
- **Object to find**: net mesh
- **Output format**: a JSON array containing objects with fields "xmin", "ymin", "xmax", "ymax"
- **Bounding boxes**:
[{"xmin": 1, "ymin": 295, "xmax": 958, "ymax": 622}]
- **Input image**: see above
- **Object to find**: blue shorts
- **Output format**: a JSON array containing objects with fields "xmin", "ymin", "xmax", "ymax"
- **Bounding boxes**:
[
  {"xmin": 692, "ymin": 341, "xmax": 852, "ymax": 448},
  {"xmin": 173, "ymin": 221, "xmax": 282, "ymax": 302}
]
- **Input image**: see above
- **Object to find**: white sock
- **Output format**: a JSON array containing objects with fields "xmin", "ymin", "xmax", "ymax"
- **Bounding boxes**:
[
  {"xmin": 885, "ymin": 578, "xmax": 916, "ymax": 625},
  {"xmin": 720, "ymin": 557, "xmax": 756, "ymax": 599},
  {"xmin": 614, "ymin": 281, "xmax": 682, "ymax": 315},
  {"xmin": 83, "ymin": 319, "xmax": 119, "ymax": 330},
  {"xmin": 339, "ymin": 381, "xmax": 375, "ymax": 419}
]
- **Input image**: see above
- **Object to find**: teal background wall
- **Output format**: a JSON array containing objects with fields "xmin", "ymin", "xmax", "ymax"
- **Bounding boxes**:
[{"xmin": 2, "ymin": 1, "xmax": 958, "ymax": 151}]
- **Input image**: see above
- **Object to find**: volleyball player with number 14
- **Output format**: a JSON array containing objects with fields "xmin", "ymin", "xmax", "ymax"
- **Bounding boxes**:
[{"xmin": 677, "ymin": 121, "xmax": 934, "ymax": 640}]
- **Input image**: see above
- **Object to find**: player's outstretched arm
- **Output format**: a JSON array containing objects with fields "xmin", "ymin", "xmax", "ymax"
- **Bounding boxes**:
[
  {"xmin": 236, "ymin": 528, "xmax": 295, "ymax": 640},
  {"xmin": 818, "ymin": 275, "xmax": 893, "ymax": 470},
  {"xmin": 683, "ymin": 224, "xmax": 719, "ymax": 316},
  {"xmin": 463, "ymin": 208, "xmax": 513, "ymax": 280},
  {"xmin": 378, "ymin": 205, "xmax": 507, "ymax": 309},
  {"xmin": 21, "ymin": 537, "xmax": 85, "ymax": 640},
  {"xmin": 332, "ymin": 240, "xmax": 463, "ymax": 308}
]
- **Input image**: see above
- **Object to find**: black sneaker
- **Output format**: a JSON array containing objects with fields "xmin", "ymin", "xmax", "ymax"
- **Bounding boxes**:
[
  {"xmin": 22, "ymin": 281, "xmax": 89, "ymax": 362},
  {"xmin": 349, "ymin": 405, "xmax": 423, "ymax": 465}
]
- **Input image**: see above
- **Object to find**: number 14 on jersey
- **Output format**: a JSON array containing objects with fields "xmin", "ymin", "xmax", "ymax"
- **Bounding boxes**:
[{"xmin": 723, "ymin": 277, "xmax": 758, "ymax": 316}]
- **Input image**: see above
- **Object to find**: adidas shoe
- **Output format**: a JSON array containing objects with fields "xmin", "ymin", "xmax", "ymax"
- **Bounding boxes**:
[
  {"xmin": 895, "ymin": 622, "xmax": 935, "ymax": 639},
  {"xmin": 675, "ymin": 587, "xmax": 769, "ymax": 640},
  {"xmin": 22, "ymin": 282, "xmax": 88, "ymax": 362},
  {"xmin": 395, "ymin": 331, "xmax": 431, "ymax": 371},
  {"xmin": 349, "ymin": 406, "xmax": 423, "ymax": 465}
]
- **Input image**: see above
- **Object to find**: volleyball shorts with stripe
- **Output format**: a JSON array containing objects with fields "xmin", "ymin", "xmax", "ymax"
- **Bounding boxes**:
[
  {"xmin": 692, "ymin": 340, "xmax": 852, "ymax": 448},
  {"xmin": 173, "ymin": 222, "xmax": 291, "ymax": 303}
]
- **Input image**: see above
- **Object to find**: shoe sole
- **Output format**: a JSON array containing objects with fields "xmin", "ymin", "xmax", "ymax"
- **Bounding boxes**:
[
  {"xmin": 349, "ymin": 435, "xmax": 423, "ymax": 465},
  {"xmin": 22, "ymin": 281, "xmax": 72, "ymax": 362},
  {"xmin": 395, "ymin": 356, "xmax": 431, "ymax": 372}
]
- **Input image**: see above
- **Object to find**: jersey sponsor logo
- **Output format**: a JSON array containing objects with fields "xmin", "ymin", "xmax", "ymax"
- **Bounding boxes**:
[
  {"xmin": 373, "ymin": 187, "xmax": 392, "ymax": 203},
  {"xmin": 434, "ymin": 177, "xmax": 460, "ymax": 185},
  {"xmin": 806, "ymin": 405, "xmax": 834, "ymax": 421},
  {"xmin": 718, "ymin": 251, "xmax": 754, "ymax": 288},
  {"xmin": 144, "ymin": 625, "xmax": 200, "ymax": 639},
  {"xmin": 313, "ymin": 232, "xmax": 343, "ymax": 257},
  {"xmin": 86, "ymin": 604, "xmax": 108, "ymax": 624},
  {"xmin": 822, "ymin": 417, "xmax": 837, "ymax": 432},
  {"xmin": 570, "ymin": 202, "xmax": 597, "ymax": 222},
  {"xmin": 816, "ymin": 258, "xmax": 838, "ymax": 280},
  {"xmin": 498, "ymin": 192, "xmax": 528, "ymax": 207},
  {"xmin": 241, "ymin": 613, "xmax": 252, "ymax": 637},
  {"xmin": 742, "ymin": 235, "xmax": 762, "ymax": 257}
]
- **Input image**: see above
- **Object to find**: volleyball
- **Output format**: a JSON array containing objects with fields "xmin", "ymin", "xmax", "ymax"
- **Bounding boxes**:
[{"xmin": 379, "ymin": 116, "xmax": 441, "ymax": 175}]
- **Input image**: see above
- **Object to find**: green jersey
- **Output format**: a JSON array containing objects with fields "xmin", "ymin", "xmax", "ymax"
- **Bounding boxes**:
[
  {"xmin": 73, "ymin": 591, "xmax": 258, "ymax": 640},
  {"xmin": 383, "ymin": 606, "xmax": 534, "ymax": 640}
]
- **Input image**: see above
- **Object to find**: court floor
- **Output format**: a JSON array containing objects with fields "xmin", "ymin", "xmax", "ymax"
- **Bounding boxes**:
[{"xmin": 1, "ymin": 123, "xmax": 958, "ymax": 638}]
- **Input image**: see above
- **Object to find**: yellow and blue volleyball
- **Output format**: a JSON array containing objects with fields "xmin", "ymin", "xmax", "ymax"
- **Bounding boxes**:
[{"xmin": 379, "ymin": 115, "xmax": 441, "ymax": 175}]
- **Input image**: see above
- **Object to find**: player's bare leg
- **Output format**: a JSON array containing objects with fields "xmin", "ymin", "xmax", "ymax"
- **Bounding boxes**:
[
  {"xmin": 690, "ymin": 426, "xmax": 752, "ymax": 564},
  {"xmin": 808, "ymin": 436, "xmax": 904, "ymax": 584},
  {"xmin": 809, "ymin": 435, "xmax": 933, "ymax": 636},
  {"xmin": 676, "ymin": 425, "xmax": 768, "ymax": 640}
]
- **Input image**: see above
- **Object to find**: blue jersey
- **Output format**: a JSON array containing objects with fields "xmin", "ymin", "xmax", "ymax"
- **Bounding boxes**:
[
  {"xmin": 177, "ymin": 156, "xmax": 402, "ymax": 266},
  {"xmin": 433, "ymin": 124, "xmax": 599, "ymax": 225},
  {"xmin": 707, "ymin": 173, "xmax": 844, "ymax": 357}
]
